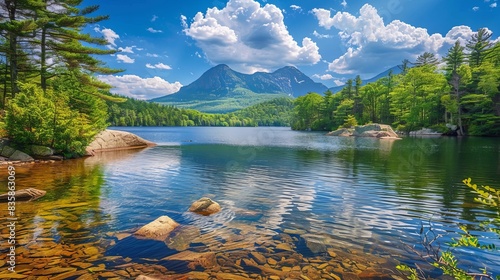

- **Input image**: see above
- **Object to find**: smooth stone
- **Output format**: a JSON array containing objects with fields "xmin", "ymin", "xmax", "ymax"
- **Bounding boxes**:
[
  {"xmin": 188, "ymin": 197, "xmax": 221, "ymax": 216},
  {"xmin": 250, "ymin": 251, "xmax": 267, "ymax": 265},
  {"xmin": 134, "ymin": 216, "xmax": 179, "ymax": 241}
]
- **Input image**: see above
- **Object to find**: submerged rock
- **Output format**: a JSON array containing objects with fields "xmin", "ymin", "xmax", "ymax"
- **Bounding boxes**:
[
  {"xmin": 0, "ymin": 188, "xmax": 46, "ymax": 202},
  {"xmin": 134, "ymin": 216, "xmax": 179, "ymax": 241},
  {"xmin": 188, "ymin": 197, "xmax": 221, "ymax": 216}
]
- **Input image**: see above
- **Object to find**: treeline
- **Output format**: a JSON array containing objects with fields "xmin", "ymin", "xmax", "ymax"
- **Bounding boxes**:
[
  {"xmin": 0, "ymin": 1, "xmax": 123, "ymax": 157},
  {"xmin": 292, "ymin": 28, "xmax": 500, "ymax": 136},
  {"xmin": 107, "ymin": 96, "xmax": 293, "ymax": 127}
]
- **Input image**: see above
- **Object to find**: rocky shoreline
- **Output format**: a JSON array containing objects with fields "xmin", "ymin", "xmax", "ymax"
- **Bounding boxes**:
[
  {"xmin": 327, "ymin": 124, "xmax": 401, "ymax": 139},
  {"xmin": 0, "ymin": 129, "xmax": 155, "ymax": 165}
]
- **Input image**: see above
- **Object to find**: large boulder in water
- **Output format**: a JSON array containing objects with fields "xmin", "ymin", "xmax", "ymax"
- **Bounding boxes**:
[
  {"xmin": 188, "ymin": 197, "xmax": 221, "ymax": 216},
  {"xmin": 134, "ymin": 216, "xmax": 179, "ymax": 241},
  {"xmin": 85, "ymin": 129, "xmax": 156, "ymax": 155},
  {"xmin": 353, "ymin": 124, "xmax": 399, "ymax": 138}
]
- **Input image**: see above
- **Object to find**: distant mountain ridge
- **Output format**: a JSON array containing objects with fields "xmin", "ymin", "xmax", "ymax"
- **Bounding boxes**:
[
  {"xmin": 151, "ymin": 64, "xmax": 328, "ymax": 102},
  {"xmin": 150, "ymin": 64, "xmax": 401, "ymax": 113}
]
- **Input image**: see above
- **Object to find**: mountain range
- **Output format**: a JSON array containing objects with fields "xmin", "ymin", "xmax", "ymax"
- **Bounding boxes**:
[{"xmin": 150, "ymin": 64, "xmax": 400, "ymax": 113}]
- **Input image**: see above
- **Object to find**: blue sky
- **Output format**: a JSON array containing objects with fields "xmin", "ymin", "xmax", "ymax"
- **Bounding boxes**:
[{"xmin": 84, "ymin": 0, "xmax": 500, "ymax": 99}]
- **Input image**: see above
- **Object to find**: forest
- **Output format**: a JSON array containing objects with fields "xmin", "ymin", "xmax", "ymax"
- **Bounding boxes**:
[
  {"xmin": 291, "ymin": 30, "xmax": 500, "ymax": 136},
  {"xmin": 107, "ymin": 96, "xmax": 293, "ymax": 127},
  {"xmin": 1, "ymin": 1, "xmax": 499, "ymax": 159}
]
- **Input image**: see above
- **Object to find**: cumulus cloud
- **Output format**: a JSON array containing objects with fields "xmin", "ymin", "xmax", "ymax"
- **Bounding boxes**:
[
  {"xmin": 491, "ymin": 2, "xmax": 497, "ymax": 8},
  {"xmin": 341, "ymin": 0, "xmax": 347, "ymax": 8},
  {"xmin": 98, "ymin": 75, "xmax": 182, "ymax": 99},
  {"xmin": 147, "ymin": 27, "xmax": 163, "ymax": 33},
  {"xmin": 290, "ymin": 5, "xmax": 302, "ymax": 11},
  {"xmin": 312, "ymin": 4, "xmax": 488, "ymax": 77},
  {"xmin": 313, "ymin": 30, "xmax": 333, "ymax": 39},
  {"xmin": 183, "ymin": 0, "xmax": 321, "ymax": 73},
  {"xmin": 118, "ymin": 46, "xmax": 135, "ymax": 53},
  {"xmin": 116, "ymin": 54, "xmax": 135, "ymax": 63},
  {"xmin": 472, "ymin": 6, "xmax": 480, "ymax": 11},
  {"xmin": 313, "ymin": 74, "xmax": 333, "ymax": 80},
  {"xmin": 145, "ymin": 63, "xmax": 172, "ymax": 70},
  {"xmin": 94, "ymin": 27, "xmax": 119, "ymax": 47}
]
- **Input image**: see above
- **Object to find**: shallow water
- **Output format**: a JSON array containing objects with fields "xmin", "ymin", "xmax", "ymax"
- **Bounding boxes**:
[{"xmin": 1, "ymin": 127, "xmax": 499, "ymax": 279}]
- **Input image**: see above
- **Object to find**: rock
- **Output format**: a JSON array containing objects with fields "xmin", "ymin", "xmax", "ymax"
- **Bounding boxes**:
[
  {"xmin": 188, "ymin": 197, "xmax": 221, "ymax": 216},
  {"xmin": 9, "ymin": 150, "xmax": 34, "ymax": 161},
  {"xmin": 326, "ymin": 128, "xmax": 352, "ymax": 137},
  {"xmin": 328, "ymin": 124, "xmax": 400, "ymax": 139},
  {"xmin": 85, "ymin": 129, "xmax": 156, "ymax": 155},
  {"xmin": 164, "ymin": 226, "xmax": 201, "ymax": 251},
  {"xmin": 0, "ymin": 188, "xmax": 46, "ymax": 202},
  {"xmin": 250, "ymin": 251, "xmax": 267, "ymax": 265},
  {"xmin": 134, "ymin": 216, "xmax": 180, "ymax": 241},
  {"xmin": 30, "ymin": 145, "xmax": 54, "ymax": 157},
  {"xmin": 0, "ymin": 145, "xmax": 17, "ymax": 157}
]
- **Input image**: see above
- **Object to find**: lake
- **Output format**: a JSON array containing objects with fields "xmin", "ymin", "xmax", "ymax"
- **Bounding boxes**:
[{"xmin": 1, "ymin": 126, "xmax": 499, "ymax": 279}]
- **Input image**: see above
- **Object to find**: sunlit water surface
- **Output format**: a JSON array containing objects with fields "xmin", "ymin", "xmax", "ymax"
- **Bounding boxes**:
[{"xmin": 1, "ymin": 127, "xmax": 499, "ymax": 279}]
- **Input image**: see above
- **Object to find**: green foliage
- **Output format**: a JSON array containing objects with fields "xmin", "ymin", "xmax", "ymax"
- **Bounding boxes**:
[
  {"xmin": 107, "ymin": 95, "xmax": 292, "ymax": 127},
  {"xmin": 342, "ymin": 115, "xmax": 358, "ymax": 128},
  {"xmin": 398, "ymin": 178, "xmax": 499, "ymax": 280},
  {"xmin": 291, "ymin": 92, "xmax": 324, "ymax": 130},
  {"xmin": 5, "ymin": 81, "xmax": 105, "ymax": 158}
]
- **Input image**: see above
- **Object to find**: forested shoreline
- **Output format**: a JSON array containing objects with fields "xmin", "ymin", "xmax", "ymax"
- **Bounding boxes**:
[
  {"xmin": 291, "ymin": 30, "xmax": 500, "ymax": 136},
  {"xmin": 1, "ymin": 0, "xmax": 499, "ymax": 161}
]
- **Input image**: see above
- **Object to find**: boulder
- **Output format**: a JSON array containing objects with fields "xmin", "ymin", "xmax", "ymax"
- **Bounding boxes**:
[
  {"xmin": 86, "ymin": 129, "xmax": 156, "ymax": 155},
  {"xmin": 188, "ymin": 197, "xmax": 221, "ymax": 216},
  {"xmin": 326, "ymin": 128, "xmax": 352, "ymax": 137},
  {"xmin": 0, "ymin": 145, "xmax": 17, "ymax": 158},
  {"xmin": 327, "ymin": 124, "xmax": 400, "ymax": 139},
  {"xmin": 9, "ymin": 150, "xmax": 34, "ymax": 161},
  {"xmin": 353, "ymin": 124, "xmax": 399, "ymax": 138},
  {"xmin": 30, "ymin": 145, "xmax": 54, "ymax": 157},
  {"xmin": 0, "ymin": 188, "xmax": 46, "ymax": 202},
  {"xmin": 134, "ymin": 216, "xmax": 179, "ymax": 241}
]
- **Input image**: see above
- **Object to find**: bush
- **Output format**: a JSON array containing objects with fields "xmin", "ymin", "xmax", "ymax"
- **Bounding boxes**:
[{"xmin": 6, "ymin": 82, "xmax": 105, "ymax": 158}]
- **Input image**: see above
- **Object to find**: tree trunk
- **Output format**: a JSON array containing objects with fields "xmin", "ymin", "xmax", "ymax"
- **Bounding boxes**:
[{"xmin": 41, "ymin": 27, "xmax": 47, "ymax": 92}]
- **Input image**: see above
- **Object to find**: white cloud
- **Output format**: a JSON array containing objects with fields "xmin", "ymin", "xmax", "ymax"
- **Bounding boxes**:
[
  {"xmin": 183, "ymin": 0, "xmax": 321, "ymax": 73},
  {"xmin": 313, "ymin": 74, "xmax": 333, "ymax": 80},
  {"xmin": 147, "ymin": 27, "xmax": 163, "ymax": 33},
  {"xmin": 333, "ymin": 79, "xmax": 345, "ymax": 86},
  {"xmin": 341, "ymin": 0, "xmax": 347, "ymax": 8},
  {"xmin": 290, "ymin": 5, "xmax": 302, "ymax": 11},
  {"xmin": 118, "ymin": 46, "xmax": 135, "ymax": 53},
  {"xmin": 116, "ymin": 54, "xmax": 135, "ymax": 63},
  {"xmin": 472, "ymin": 6, "xmax": 480, "ymax": 11},
  {"xmin": 312, "ymin": 4, "xmax": 488, "ymax": 77},
  {"xmin": 146, "ymin": 53, "xmax": 159, "ymax": 57},
  {"xmin": 313, "ymin": 30, "xmax": 333, "ymax": 39},
  {"xmin": 180, "ymin": 15, "xmax": 188, "ymax": 29},
  {"xmin": 145, "ymin": 63, "xmax": 172, "ymax": 70},
  {"xmin": 151, "ymin": 15, "xmax": 158, "ymax": 22},
  {"xmin": 94, "ymin": 27, "xmax": 119, "ymax": 47},
  {"xmin": 98, "ymin": 75, "xmax": 182, "ymax": 99},
  {"xmin": 491, "ymin": 2, "xmax": 497, "ymax": 8}
]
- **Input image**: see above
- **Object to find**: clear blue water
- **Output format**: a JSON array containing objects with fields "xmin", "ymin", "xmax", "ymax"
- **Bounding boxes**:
[{"xmin": 3, "ymin": 126, "xmax": 499, "ymax": 278}]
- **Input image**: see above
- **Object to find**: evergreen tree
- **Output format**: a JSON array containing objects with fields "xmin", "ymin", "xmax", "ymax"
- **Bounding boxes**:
[
  {"xmin": 414, "ymin": 52, "xmax": 439, "ymax": 67},
  {"xmin": 466, "ymin": 28, "xmax": 493, "ymax": 68}
]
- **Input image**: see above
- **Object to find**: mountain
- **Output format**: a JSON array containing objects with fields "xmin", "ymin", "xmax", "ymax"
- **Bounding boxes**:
[
  {"xmin": 151, "ymin": 64, "xmax": 328, "ymax": 102},
  {"xmin": 328, "ymin": 65, "xmax": 402, "ymax": 93}
]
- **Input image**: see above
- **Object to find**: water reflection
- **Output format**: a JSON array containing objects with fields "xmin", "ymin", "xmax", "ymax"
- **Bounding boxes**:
[{"xmin": 0, "ymin": 127, "xmax": 499, "ymax": 279}]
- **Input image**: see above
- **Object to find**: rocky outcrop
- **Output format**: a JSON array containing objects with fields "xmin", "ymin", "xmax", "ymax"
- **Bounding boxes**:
[
  {"xmin": 327, "ymin": 124, "xmax": 401, "ymax": 139},
  {"xmin": 134, "ymin": 216, "xmax": 180, "ymax": 241},
  {"xmin": 85, "ymin": 129, "xmax": 156, "ymax": 155},
  {"xmin": 188, "ymin": 197, "xmax": 221, "ymax": 216},
  {"xmin": 0, "ymin": 188, "xmax": 46, "ymax": 202},
  {"xmin": 0, "ymin": 139, "xmax": 34, "ymax": 162}
]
